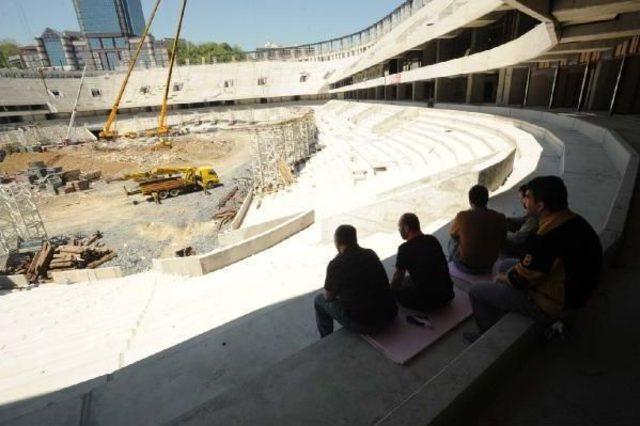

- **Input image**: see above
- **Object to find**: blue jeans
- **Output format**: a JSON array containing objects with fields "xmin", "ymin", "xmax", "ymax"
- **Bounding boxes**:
[
  {"xmin": 468, "ymin": 282, "xmax": 551, "ymax": 332},
  {"xmin": 314, "ymin": 293, "xmax": 388, "ymax": 338},
  {"xmin": 499, "ymin": 258, "xmax": 519, "ymax": 273}
]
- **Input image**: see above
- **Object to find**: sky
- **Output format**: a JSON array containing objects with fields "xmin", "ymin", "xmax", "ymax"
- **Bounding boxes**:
[{"xmin": 0, "ymin": 0, "xmax": 404, "ymax": 50}]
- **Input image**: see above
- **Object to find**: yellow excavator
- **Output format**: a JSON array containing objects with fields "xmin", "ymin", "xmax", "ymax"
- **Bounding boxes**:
[
  {"xmin": 99, "ymin": 0, "xmax": 188, "ymax": 147},
  {"xmin": 124, "ymin": 166, "xmax": 220, "ymax": 200}
]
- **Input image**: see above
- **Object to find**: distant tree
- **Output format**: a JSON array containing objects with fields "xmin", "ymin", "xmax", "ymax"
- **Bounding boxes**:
[
  {"xmin": 0, "ymin": 39, "xmax": 20, "ymax": 68},
  {"xmin": 166, "ymin": 38, "xmax": 245, "ymax": 65}
]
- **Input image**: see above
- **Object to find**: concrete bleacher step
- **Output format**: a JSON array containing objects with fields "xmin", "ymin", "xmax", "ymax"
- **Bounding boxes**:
[{"xmin": 0, "ymin": 291, "xmax": 321, "ymax": 425}]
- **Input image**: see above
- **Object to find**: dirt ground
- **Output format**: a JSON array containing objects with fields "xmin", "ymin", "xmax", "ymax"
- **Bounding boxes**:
[
  {"xmin": 11, "ymin": 129, "xmax": 254, "ymax": 274},
  {"xmin": 0, "ymin": 129, "xmax": 252, "ymax": 179}
]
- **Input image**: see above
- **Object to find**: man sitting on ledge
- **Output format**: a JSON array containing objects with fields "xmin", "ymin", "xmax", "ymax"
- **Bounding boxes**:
[
  {"xmin": 465, "ymin": 176, "xmax": 603, "ymax": 343},
  {"xmin": 502, "ymin": 184, "xmax": 539, "ymax": 259},
  {"xmin": 449, "ymin": 184, "xmax": 507, "ymax": 274},
  {"xmin": 314, "ymin": 225, "xmax": 398, "ymax": 338},
  {"xmin": 391, "ymin": 213, "xmax": 454, "ymax": 312}
]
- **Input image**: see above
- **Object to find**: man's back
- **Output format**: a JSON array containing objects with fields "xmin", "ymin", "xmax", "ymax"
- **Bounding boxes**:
[
  {"xmin": 397, "ymin": 234, "xmax": 453, "ymax": 299},
  {"xmin": 325, "ymin": 247, "xmax": 396, "ymax": 325},
  {"xmin": 451, "ymin": 208, "xmax": 507, "ymax": 269}
]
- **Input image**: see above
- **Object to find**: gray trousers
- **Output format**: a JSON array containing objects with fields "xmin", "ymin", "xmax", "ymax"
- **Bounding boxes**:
[{"xmin": 468, "ymin": 282, "xmax": 552, "ymax": 332}]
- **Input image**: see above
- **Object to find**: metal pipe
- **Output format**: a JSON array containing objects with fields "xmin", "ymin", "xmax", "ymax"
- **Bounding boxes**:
[
  {"xmin": 577, "ymin": 62, "xmax": 589, "ymax": 112},
  {"xmin": 609, "ymin": 54, "xmax": 627, "ymax": 116},
  {"xmin": 548, "ymin": 64, "xmax": 559, "ymax": 110},
  {"xmin": 66, "ymin": 63, "xmax": 88, "ymax": 142}
]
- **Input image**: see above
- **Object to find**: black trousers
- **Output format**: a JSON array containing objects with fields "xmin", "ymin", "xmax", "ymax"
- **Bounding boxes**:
[{"xmin": 394, "ymin": 284, "xmax": 453, "ymax": 312}]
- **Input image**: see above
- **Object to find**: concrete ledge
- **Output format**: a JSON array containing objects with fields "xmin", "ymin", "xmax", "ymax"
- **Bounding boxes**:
[
  {"xmin": 50, "ymin": 267, "xmax": 123, "ymax": 285},
  {"xmin": 153, "ymin": 210, "xmax": 315, "ymax": 277},
  {"xmin": 229, "ymin": 189, "xmax": 253, "ymax": 230},
  {"xmin": 378, "ymin": 315, "xmax": 535, "ymax": 425},
  {"xmin": 0, "ymin": 274, "xmax": 29, "ymax": 289}
]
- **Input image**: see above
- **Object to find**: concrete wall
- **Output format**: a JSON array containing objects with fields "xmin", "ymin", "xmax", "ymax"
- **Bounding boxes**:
[
  {"xmin": 0, "ymin": 274, "xmax": 29, "ymax": 289},
  {"xmin": 230, "ymin": 190, "xmax": 254, "ymax": 230},
  {"xmin": 153, "ymin": 210, "xmax": 315, "ymax": 277},
  {"xmin": 50, "ymin": 267, "xmax": 123, "ymax": 285}
]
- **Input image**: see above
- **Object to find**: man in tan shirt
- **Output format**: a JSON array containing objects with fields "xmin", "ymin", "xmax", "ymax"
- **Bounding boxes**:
[{"xmin": 449, "ymin": 185, "xmax": 507, "ymax": 274}]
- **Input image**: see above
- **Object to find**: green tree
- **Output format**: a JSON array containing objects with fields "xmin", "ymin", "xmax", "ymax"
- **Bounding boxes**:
[
  {"xmin": 0, "ymin": 39, "xmax": 21, "ymax": 69},
  {"xmin": 166, "ymin": 39, "xmax": 245, "ymax": 65}
]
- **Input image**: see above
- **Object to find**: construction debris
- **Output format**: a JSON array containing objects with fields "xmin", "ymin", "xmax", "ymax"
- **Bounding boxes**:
[
  {"xmin": 212, "ymin": 179, "xmax": 251, "ymax": 226},
  {"xmin": 1, "ymin": 231, "xmax": 117, "ymax": 285},
  {"xmin": 175, "ymin": 246, "xmax": 196, "ymax": 257}
]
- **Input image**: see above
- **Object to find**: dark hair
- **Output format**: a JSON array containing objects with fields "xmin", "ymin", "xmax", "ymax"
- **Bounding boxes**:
[
  {"xmin": 334, "ymin": 224, "xmax": 358, "ymax": 247},
  {"xmin": 469, "ymin": 185, "xmax": 489, "ymax": 208},
  {"xmin": 400, "ymin": 213, "xmax": 420, "ymax": 232},
  {"xmin": 526, "ymin": 176, "xmax": 568, "ymax": 212},
  {"xmin": 518, "ymin": 184, "xmax": 528, "ymax": 195}
]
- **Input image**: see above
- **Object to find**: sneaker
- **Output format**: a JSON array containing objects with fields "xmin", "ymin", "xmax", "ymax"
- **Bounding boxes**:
[{"xmin": 463, "ymin": 331, "xmax": 483, "ymax": 345}]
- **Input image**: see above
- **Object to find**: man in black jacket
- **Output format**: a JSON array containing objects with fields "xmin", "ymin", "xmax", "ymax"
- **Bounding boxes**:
[
  {"xmin": 466, "ymin": 176, "xmax": 603, "ymax": 343},
  {"xmin": 314, "ymin": 225, "xmax": 398, "ymax": 338},
  {"xmin": 391, "ymin": 213, "xmax": 454, "ymax": 312}
]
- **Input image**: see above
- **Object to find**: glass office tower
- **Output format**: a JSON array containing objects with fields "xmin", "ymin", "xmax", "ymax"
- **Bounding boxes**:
[
  {"xmin": 72, "ymin": 0, "xmax": 147, "ymax": 70},
  {"xmin": 72, "ymin": 0, "xmax": 145, "ymax": 37}
]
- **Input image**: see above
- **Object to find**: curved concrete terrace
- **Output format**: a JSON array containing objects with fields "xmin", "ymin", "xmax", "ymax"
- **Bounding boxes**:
[{"xmin": 0, "ymin": 101, "xmax": 635, "ymax": 425}]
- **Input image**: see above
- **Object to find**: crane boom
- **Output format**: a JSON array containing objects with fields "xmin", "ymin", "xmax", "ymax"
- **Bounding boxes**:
[
  {"xmin": 99, "ymin": 0, "xmax": 163, "ymax": 140},
  {"xmin": 157, "ymin": 0, "xmax": 188, "ymax": 136},
  {"xmin": 65, "ymin": 63, "xmax": 88, "ymax": 143}
]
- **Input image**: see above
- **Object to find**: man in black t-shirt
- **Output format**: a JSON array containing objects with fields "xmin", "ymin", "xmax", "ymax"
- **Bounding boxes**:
[
  {"xmin": 314, "ymin": 225, "xmax": 398, "ymax": 338},
  {"xmin": 391, "ymin": 213, "xmax": 454, "ymax": 312}
]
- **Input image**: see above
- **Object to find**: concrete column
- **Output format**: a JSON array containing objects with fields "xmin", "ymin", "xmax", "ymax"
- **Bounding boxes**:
[
  {"xmin": 496, "ymin": 68, "xmax": 510, "ymax": 106},
  {"xmin": 466, "ymin": 74, "xmax": 485, "ymax": 104},
  {"xmin": 396, "ymin": 84, "xmax": 402, "ymax": 101}
]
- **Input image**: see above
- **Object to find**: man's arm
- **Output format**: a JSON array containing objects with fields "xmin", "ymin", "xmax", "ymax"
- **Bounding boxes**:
[
  {"xmin": 449, "ymin": 213, "xmax": 460, "ymax": 240},
  {"xmin": 323, "ymin": 260, "xmax": 339, "ymax": 301},
  {"xmin": 390, "ymin": 268, "xmax": 406, "ymax": 289}
]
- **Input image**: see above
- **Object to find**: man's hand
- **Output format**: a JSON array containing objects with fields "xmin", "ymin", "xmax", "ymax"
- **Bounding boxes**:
[{"xmin": 494, "ymin": 272, "xmax": 509, "ymax": 285}]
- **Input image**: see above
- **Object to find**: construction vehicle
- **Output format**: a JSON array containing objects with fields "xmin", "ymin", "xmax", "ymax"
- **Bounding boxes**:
[
  {"xmin": 99, "ymin": 0, "xmax": 163, "ymax": 140},
  {"xmin": 124, "ymin": 166, "xmax": 220, "ymax": 200},
  {"xmin": 99, "ymin": 0, "xmax": 188, "ymax": 142}
]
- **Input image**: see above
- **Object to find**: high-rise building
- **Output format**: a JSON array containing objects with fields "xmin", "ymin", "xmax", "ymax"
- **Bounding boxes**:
[
  {"xmin": 35, "ymin": 28, "xmax": 87, "ymax": 70},
  {"xmin": 72, "ymin": 0, "xmax": 149, "ymax": 70},
  {"xmin": 72, "ymin": 0, "xmax": 145, "ymax": 37}
]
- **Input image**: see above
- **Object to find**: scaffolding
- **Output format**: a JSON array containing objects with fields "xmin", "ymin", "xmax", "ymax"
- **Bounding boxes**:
[
  {"xmin": 0, "ymin": 184, "xmax": 47, "ymax": 255},
  {"xmin": 250, "ymin": 110, "xmax": 317, "ymax": 193}
]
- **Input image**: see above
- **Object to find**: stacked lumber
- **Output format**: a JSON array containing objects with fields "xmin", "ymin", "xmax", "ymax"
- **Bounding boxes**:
[
  {"xmin": 48, "ymin": 232, "xmax": 116, "ymax": 275},
  {"xmin": 10, "ymin": 232, "xmax": 118, "ymax": 283}
]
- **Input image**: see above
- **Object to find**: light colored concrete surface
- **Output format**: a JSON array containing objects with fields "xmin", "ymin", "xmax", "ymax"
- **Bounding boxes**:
[
  {"xmin": 218, "ymin": 214, "xmax": 297, "ymax": 247},
  {"xmin": 172, "ymin": 311, "xmax": 476, "ymax": 426},
  {"xmin": 153, "ymin": 210, "xmax": 315, "ymax": 277},
  {"xmin": 1, "ymin": 102, "xmax": 634, "ymax": 425},
  {"xmin": 0, "ymin": 275, "xmax": 28, "ymax": 289},
  {"xmin": 331, "ymin": 24, "xmax": 555, "ymax": 94},
  {"xmin": 229, "ymin": 189, "xmax": 253, "ymax": 230},
  {"xmin": 50, "ymin": 267, "xmax": 123, "ymax": 284},
  {"xmin": 86, "ymin": 292, "xmax": 319, "ymax": 425},
  {"xmin": 167, "ymin": 103, "xmax": 635, "ymax": 425}
]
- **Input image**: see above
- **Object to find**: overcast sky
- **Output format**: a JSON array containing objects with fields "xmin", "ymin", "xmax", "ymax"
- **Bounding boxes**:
[{"xmin": 0, "ymin": 0, "xmax": 404, "ymax": 50}]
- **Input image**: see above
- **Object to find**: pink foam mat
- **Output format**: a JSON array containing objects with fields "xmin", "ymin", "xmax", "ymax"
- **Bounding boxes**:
[
  {"xmin": 448, "ymin": 262, "xmax": 497, "ymax": 284},
  {"xmin": 362, "ymin": 287, "xmax": 472, "ymax": 364}
]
